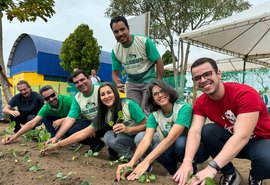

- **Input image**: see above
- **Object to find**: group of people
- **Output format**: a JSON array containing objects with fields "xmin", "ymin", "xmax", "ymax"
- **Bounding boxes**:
[{"xmin": 1, "ymin": 15, "xmax": 269, "ymax": 185}]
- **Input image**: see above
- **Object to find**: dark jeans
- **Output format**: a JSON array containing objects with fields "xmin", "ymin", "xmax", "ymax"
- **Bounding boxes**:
[
  {"xmin": 202, "ymin": 123, "xmax": 270, "ymax": 180},
  {"xmin": 66, "ymin": 119, "xmax": 111, "ymax": 147},
  {"xmin": 42, "ymin": 116, "xmax": 62, "ymax": 137},
  {"xmin": 10, "ymin": 114, "xmax": 36, "ymax": 132},
  {"xmin": 135, "ymin": 132, "xmax": 209, "ymax": 175}
]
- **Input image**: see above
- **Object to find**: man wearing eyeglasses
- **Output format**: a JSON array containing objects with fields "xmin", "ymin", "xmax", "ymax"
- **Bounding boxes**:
[
  {"xmin": 1, "ymin": 85, "xmax": 80, "ymax": 145},
  {"xmin": 3, "ymin": 80, "xmax": 44, "ymax": 133},
  {"xmin": 173, "ymin": 57, "xmax": 270, "ymax": 185}
]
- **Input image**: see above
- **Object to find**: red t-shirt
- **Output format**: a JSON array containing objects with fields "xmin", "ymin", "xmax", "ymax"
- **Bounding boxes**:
[{"xmin": 193, "ymin": 82, "xmax": 270, "ymax": 139}]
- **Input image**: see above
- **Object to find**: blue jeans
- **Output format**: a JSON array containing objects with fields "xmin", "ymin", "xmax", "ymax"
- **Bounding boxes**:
[
  {"xmin": 135, "ymin": 131, "xmax": 209, "ymax": 175},
  {"xmin": 104, "ymin": 131, "xmax": 136, "ymax": 159},
  {"xmin": 202, "ymin": 123, "xmax": 270, "ymax": 180}
]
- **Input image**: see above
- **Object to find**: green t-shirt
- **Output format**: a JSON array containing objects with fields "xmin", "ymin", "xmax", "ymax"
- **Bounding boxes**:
[
  {"xmin": 146, "ymin": 100, "xmax": 192, "ymax": 137},
  {"xmin": 38, "ymin": 94, "xmax": 80, "ymax": 119},
  {"xmin": 112, "ymin": 34, "xmax": 160, "ymax": 83}
]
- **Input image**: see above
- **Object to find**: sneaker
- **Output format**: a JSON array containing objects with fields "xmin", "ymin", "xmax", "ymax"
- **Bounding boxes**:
[
  {"xmin": 90, "ymin": 141, "xmax": 105, "ymax": 153},
  {"xmin": 219, "ymin": 169, "xmax": 242, "ymax": 185},
  {"xmin": 249, "ymin": 172, "xmax": 262, "ymax": 185}
]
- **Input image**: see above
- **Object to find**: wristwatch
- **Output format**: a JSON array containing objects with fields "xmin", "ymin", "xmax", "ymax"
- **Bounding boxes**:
[{"xmin": 208, "ymin": 160, "xmax": 221, "ymax": 171}]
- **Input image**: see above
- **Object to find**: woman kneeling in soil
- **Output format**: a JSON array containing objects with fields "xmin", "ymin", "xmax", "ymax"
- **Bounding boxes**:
[
  {"xmin": 43, "ymin": 82, "xmax": 146, "ymax": 160},
  {"xmin": 115, "ymin": 79, "xmax": 209, "ymax": 181}
]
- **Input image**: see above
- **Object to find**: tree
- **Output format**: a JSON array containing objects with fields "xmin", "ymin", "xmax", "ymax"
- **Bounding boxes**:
[
  {"xmin": 0, "ymin": 0, "xmax": 55, "ymax": 102},
  {"xmin": 59, "ymin": 24, "xmax": 101, "ymax": 75},
  {"xmin": 162, "ymin": 50, "xmax": 176, "ymax": 77},
  {"xmin": 105, "ymin": 0, "xmax": 250, "ymax": 95}
]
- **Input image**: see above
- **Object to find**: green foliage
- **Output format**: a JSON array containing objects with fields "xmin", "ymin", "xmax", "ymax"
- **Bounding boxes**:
[
  {"xmin": 3, "ymin": 121, "xmax": 16, "ymax": 135},
  {"xmin": 205, "ymin": 177, "xmax": 216, "ymax": 185},
  {"xmin": 108, "ymin": 110, "xmax": 124, "ymax": 127},
  {"xmin": 59, "ymin": 24, "xmax": 101, "ymax": 74},
  {"xmin": 119, "ymin": 166, "xmax": 156, "ymax": 183},
  {"xmin": 56, "ymin": 172, "xmax": 73, "ymax": 180},
  {"xmin": 8, "ymin": 148, "xmax": 17, "ymax": 157},
  {"xmin": 28, "ymin": 163, "xmax": 42, "ymax": 172},
  {"xmin": 81, "ymin": 176, "xmax": 95, "ymax": 185},
  {"xmin": 3, "ymin": 0, "xmax": 55, "ymax": 22},
  {"xmin": 23, "ymin": 154, "xmax": 32, "ymax": 163},
  {"xmin": 84, "ymin": 149, "xmax": 99, "ymax": 157},
  {"xmin": 22, "ymin": 126, "xmax": 51, "ymax": 149}
]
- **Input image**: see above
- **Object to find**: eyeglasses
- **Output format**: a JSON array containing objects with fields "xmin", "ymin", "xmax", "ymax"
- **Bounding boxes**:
[
  {"xmin": 192, "ymin": 70, "xmax": 216, "ymax": 82},
  {"xmin": 152, "ymin": 90, "xmax": 165, "ymax": 97},
  {"xmin": 44, "ymin": 93, "xmax": 56, "ymax": 101}
]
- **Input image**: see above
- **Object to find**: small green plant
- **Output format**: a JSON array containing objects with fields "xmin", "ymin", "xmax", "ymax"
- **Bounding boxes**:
[
  {"xmin": 109, "ymin": 156, "xmax": 128, "ymax": 166},
  {"xmin": 205, "ymin": 177, "xmax": 216, "ymax": 185},
  {"xmin": 3, "ymin": 121, "xmax": 16, "ymax": 136},
  {"xmin": 8, "ymin": 148, "xmax": 17, "ymax": 158},
  {"xmin": 84, "ymin": 149, "xmax": 99, "ymax": 157},
  {"xmin": 56, "ymin": 172, "xmax": 73, "ymax": 180},
  {"xmin": 23, "ymin": 154, "xmax": 32, "ymax": 163},
  {"xmin": 119, "ymin": 166, "xmax": 134, "ymax": 181},
  {"xmin": 22, "ymin": 126, "xmax": 51, "ymax": 149},
  {"xmin": 108, "ymin": 111, "xmax": 124, "ymax": 127},
  {"xmin": 81, "ymin": 176, "xmax": 95, "ymax": 185},
  {"xmin": 138, "ymin": 173, "xmax": 156, "ymax": 183},
  {"xmin": 28, "ymin": 163, "xmax": 42, "ymax": 172},
  {"xmin": 71, "ymin": 143, "xmax": 82, "ymax": 160}
]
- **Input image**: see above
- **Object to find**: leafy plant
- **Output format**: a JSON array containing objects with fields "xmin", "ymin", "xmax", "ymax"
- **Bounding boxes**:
[
  {"xmin": 71, "ymin": 143, "xmax": 82, "ymax": 160},
  {"xmin": 23, "ymin": 154, "xmax": 32, "ymax": 163},
  {"xmin": 138, "ymin": 173, "xmax": 156, "ymax": 183},
  {"xmin": 28, "ymin": 163, "xmax": 42, "ymax": 172},
  {"xmin": 108, "ymin": 111, "xmax": 124, "ymax": 127},
  {"xmin": 8, "ymin": 148, "xmax": 17, "ymax": 158},
  {"xmin": 22, "ymin": 126, "xmax": 51, "ymax": 149},
  {"xmin": 119, "ymin": 166, "xmax": 134, "ymax": 181},
  {"xmin": 205, "ymin": 177, "xmax": 216, "ymax": 185},
  {"xmin": 3, "ymin": 121, "xmax": 16, "ymax": 135},
  {"xmin": 85, "ymin": 149, "xmax": 99, "ymax": 157},
  {"xmin": 56, "ymin": 172, "xmax": 73, "ymax": 180},
  {"xmin": 81, "ymin": 176, "xmax": 95, "ymax": 185},
  {"xmin": 109, "ymin": 156, "xmax": 128, "ymax": 166}
]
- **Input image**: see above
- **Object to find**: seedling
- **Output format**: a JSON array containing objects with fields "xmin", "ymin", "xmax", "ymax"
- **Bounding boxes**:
[
  {"xmin": 3, "ymin": 121, "xmax": 16, "ymax": 136},
  {"xmin": 109, "ymin": 156, "xmax": 128, "ymax": 166},
  {"xmin": 8, "ymin": 148, "xmax": 17, "ymax": 158},
  {"xmin": 22, "ymin": 126, "xmax": 51, "ymax": 149},
  {"xmin": 71, "ymin": 143, "xmax": 82, "ymax": 160},
  {"xmin": 56, "ymin": 172, "xmax": 73, "ymax": 180},
  {"xmin": 85, "ymin": 149, "xmax": 99, "ymax": 157},
  {"xmin": 119, "ymin": 166, "xmax": 134, "ymax": 181},
  {"xmin": 205, "ymin": 177, "xmax": 216, "ymax": 185},
  {"xmin": 23, "ymin": 154, "xmax": 32, "ymax": 163},
  {"xmin": 81, "ymin": 176, "xmax": 95, "ymax": 185},
  {"xmin": 28, "ymin": 163, "xmax": 42, "ymax": 172},
  {"xmin": 108, "ymin": 111, "xmax": 124, "ymax": 127},
  {"xmin": 138, "ymin": 173, "xmax": 156, "ymax": 183}
]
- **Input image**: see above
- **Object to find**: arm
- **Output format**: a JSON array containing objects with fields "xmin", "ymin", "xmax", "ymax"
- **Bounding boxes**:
[
  {"xmin": 3, "ymin": 105, "xmax": 20, "ymax": 117},
  {"xmin": 116, "ymin": 128, "xmax": 154, "ymax": 181},
  {"xmin": 128, "ymin": 124, "xmax": 185, "ymax": 180},
  {"xmin": 2, "ymin": 116, "xmax": 42, "ymax": 144},
  {"xmin": 44, "ymin": 125, "xmax": 96, "ymax": 152},
  {"xmin": 52, "ymin": 118, "xmax": 65, "ymax": 129},
  {"xmin": 113, "ymin": 118, "xmax": 147, "ymax": 134},
  {"xmin": 46, "ymin": 117, "xmax": 76, "ymax": 144},
  {"xmin": 155, "ymin": 58, "xmax": 164, "ymax": 79},
  {"xmin": 112, "ymin": 70, "xmax": 125, "ymax": 93},
  {"xmin": 173, "ymin": 114, "xmax": 205, "ymax": 185}
]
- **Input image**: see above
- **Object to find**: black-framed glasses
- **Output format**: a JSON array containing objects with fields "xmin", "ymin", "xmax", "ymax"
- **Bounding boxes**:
[
  {"xmin": 192, "ymin": 70, "xmax": 216, "ymax": 82},
  {"xmin": 44, "ymin": 93, "xmax": 56, "ymax": 101},
  {"xmin": 152, "ymin": 90, "xmax": 165, "ymax": 97}
]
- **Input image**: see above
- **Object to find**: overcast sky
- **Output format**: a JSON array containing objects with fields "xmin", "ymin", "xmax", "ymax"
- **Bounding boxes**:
[{"xmin": 2, "ymin": 0, "xmax": 269, "ymax": 66}]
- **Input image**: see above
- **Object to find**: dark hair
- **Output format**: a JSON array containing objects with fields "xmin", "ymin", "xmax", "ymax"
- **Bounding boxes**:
[
  {"xmin": 70, "ymin": 69, "xmax": 89, "ymax": 83},
  {"xmin": 17, "ymin": 80, "xmax": 31, "ymax": 88},
  {"xmin": 146, "ymin": 79, "xmax": 179, "ymax": 112},
  {"xmin": 39, "ymin": 85, "xmax": 54, "ymax": 95},
  {"xmin": 94, "ymin": 82, "xmax": 122, "ymax": 130},
  {"xmin": 191, "ymin": 57, "xmax": 218, "ymax": 72},
  {"xmin": 110, "ymin": 15, "xmax": 129, "ymax": 30}
]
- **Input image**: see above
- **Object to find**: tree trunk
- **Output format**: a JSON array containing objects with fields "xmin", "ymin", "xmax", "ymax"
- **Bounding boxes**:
[{"xmin": 0, "ymin": 12, "xmax": 13, "ymax": 103}]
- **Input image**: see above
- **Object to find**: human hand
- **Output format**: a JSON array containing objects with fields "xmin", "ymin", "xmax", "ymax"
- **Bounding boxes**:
[
  {"xmin": 188, "ymin": 166, "xmax": 217, "ymax": 185},
  {"xmin": 117, "ymin": 83, "xmax": 125, "ymax": 93},
  {"xmin": 10, "ymin": 110, "xmax": 20, "ymax": 117},
  {"xmin": 172, "ymin": 160, "xmax": 194, "ymax": 185},
  {"xmin": 45, "ymin": 137, "xmax": 58, "ymax": 146},
  {"xmin": 1, "ymin": 135, "xmax": 17, "ymax": 145},
  {"xmin": 53, "ymin": 119, "xmax": 62, "ymax": 129},
  {"xmin": 116, "ymin": 162, "xmax": 134, "ymax": 182},
  {"xmin": 113, "ymin": 123, "xmax": 127, "ymax": 134},
  {"xmin": 40, "ymin": 143, "xmax": 60, "ymax": 156},
  {"xmin": 127, "ymin": 160, "xmax": 150, "ymax": 181}
]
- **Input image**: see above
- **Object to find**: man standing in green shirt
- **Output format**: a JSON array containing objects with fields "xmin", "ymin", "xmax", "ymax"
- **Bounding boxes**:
[{"xmin": 1, "ymin": 85, "xmax": 80, "ymax": 144}]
